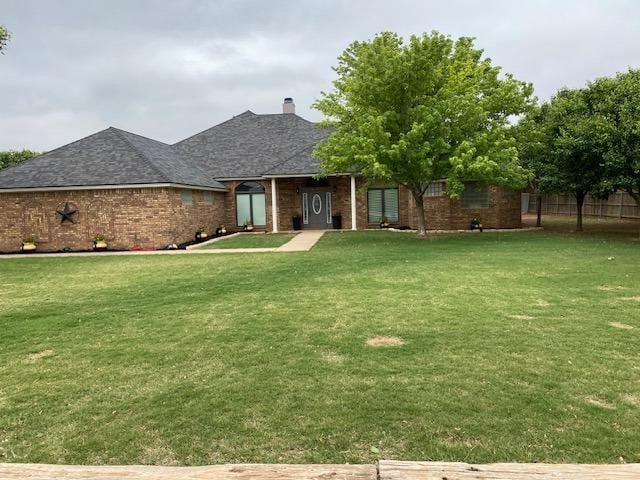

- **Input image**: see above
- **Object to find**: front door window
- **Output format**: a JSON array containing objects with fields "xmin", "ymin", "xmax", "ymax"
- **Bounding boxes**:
[{"xmin": 301, "ymin": 188, "xmax": 332, "ymax": 229}]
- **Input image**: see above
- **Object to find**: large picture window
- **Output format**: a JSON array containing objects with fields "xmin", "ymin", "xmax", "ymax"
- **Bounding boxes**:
[
  {"xmin": 236, "ymin": 182, "xmax": 266, "ymax": 226},
  {"xmin": 460, "ymin": 182, "xmax": 489, "ymax": 208},
  {"xmin": 367, "ymin": 187, "xmax": 399, "ymax": 223}
]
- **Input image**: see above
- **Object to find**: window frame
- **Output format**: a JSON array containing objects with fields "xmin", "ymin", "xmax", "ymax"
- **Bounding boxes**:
[
  {"xmin": 367, "ymin": 186, "xmax": 399, "ymax": 224},
  {"xmin": 180, "ymin": 189, "xmax": 194, "ymax": 206},
  {"xmin": 235, "ymin": 182, "xmax": 266, "ymax": 226},
  {"xmin": 425, "ymin": 181, "xmax": 445, "ymax": 197},
  {"xmin": 460, "ymin": 182, "xmax": 489, "ymax": 209}
]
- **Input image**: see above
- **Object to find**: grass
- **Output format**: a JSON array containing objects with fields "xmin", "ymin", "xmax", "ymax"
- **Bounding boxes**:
[
  {"xmin": 1, "ymin": 219, "xmax": 640, "ymax": 465},
  {"xmin": 197, "ymin": 233, "xmax": 296, "ymax": 249}
]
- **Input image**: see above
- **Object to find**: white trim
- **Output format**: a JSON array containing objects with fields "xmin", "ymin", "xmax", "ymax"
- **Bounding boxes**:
[
  {"xmin": 0, "ymin": 182, "xmax": 227, "ymax": 194},
  {"xmin": 260, "ymin": 172, "xmax": 352, "ymax": 179},
  {"xmin": 302, "ymin": 192, "xmax": 309, "ymax": 224},
  {"xmin": 312, "ymin": 193, "xmax": 322, "ymax": 215},
  {"xmin": 350, "ymin": 175, "xmax": 357, "ymax": 230},
  {"xmin": 216, "ymin": 177, "xmax": 263, "ymax": 181},
  {"xmin": 271, "ymin": 177, "xmax": 278, "ymax": 233}
]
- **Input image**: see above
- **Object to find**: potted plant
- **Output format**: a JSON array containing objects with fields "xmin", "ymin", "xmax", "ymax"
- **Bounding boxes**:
[
  {"xmin": 292, "ymin": 215, "xmax": 302, "ymax": 231},
  {"xmin": 21, "ymin": 237, "xmax": 36, "ymax": 253},
  {"xmin": 331, "ymin": 213, "xmax": 342, "ymax": 230},
  {"xmin": 244, "ymin": 219, "xmax": 254, "ymax": 232},
  {"xmin": 195, "ymin": 226, "xmax": 208, "ymax": 240},
  {"xmin": 380, "ymin": 217, "xmax": 390, "ymax": 228},
  {"xmin": 93, "ymin": 234, "xmax": 107, "ymax": 251}
]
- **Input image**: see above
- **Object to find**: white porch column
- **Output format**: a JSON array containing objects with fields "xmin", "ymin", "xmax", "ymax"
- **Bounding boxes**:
[
  {"xmin": 350, "ymin": 175, "xmax": 357, "ymax": 230},
  {"xmin": 271, "ymin": 177, "xmax": 278, "ymax": 233}
]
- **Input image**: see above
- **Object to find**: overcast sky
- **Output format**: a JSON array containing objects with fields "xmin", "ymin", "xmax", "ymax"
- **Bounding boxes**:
[{"xmin": 1, "ymin": 0, "xmax": 639, "ymax": 151}]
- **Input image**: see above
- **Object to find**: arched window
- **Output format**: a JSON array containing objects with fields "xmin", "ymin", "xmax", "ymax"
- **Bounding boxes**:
[{"xmin": 236, "ymin": 182, "xmax": 266, "ymax": 226}]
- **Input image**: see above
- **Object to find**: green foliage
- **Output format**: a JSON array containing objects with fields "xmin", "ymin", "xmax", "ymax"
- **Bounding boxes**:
[
  {"xmin": 197, "ymin": 233, "xmax": 295, "ymax": 249},
  {"xmin": 313, "ymin": 31, "xmax": 534, "ymax": 232},
  {"xmin": 0, "ymin": 149, "xmax": 39, "ymax": 170},
  {"xmin": 538, "ymin": 88, "xmax": 611, "ymax": 199},
  {"xmin": 514, "ymin": 104, "xmax": 550, "ymax": 190},
  {"xmin": 0, "ymin": 25, "xmax": 10, "ymax": 53},
  {"xmin": 588, "ymin": 69, "xmax": 640, "ymax": 206}
]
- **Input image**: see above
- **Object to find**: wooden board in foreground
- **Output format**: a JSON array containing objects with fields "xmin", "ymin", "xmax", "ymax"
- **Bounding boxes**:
[
  {"xmin": 0, "ymin": 463, "xmax": 376, "ymax": 480},
  {"xmin": 378, "ymin": 460, "xmax": 640, "ymax": 479}
]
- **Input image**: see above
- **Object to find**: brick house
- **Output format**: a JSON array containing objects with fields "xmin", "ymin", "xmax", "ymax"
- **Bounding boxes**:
[{"xmin": 0, "ymin": 98, "xmax": 521, "ymax": 252}]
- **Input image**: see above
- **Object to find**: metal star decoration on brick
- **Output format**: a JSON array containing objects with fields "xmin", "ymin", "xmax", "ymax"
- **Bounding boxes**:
[{"xmin": 56, "ymin": 202, "xmax": 77, "ymax": 224}]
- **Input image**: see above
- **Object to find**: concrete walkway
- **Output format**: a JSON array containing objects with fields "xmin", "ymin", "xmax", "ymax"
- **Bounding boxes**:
[{"xmin": 276, "ymin": 230, "xmax": 324, "ymax": 252}]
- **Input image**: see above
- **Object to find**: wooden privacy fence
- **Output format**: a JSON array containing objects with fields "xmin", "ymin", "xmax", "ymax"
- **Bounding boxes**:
[{"xmin": 527, "ymin": 191, "xmax": 639, "ymax": 219}]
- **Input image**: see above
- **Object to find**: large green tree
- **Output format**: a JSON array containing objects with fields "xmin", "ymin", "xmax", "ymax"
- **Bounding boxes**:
[
  {"xmin": 0, "ymin": 25, "xmax": 10, "ymax": 53},
  {"xmin": 589, "ymin": 69, "xmax": 640, "ymax": 207},
  {"xmin": 539, "ymin": 88, "xmax": 611, "ymax": 231},
  {"xmin": 0, "ymin": 150, "xmax": 39, "ymax": 171},
  {"xmin": 313, "ymin": 31, "xmax": 534, "ymax": 235}
]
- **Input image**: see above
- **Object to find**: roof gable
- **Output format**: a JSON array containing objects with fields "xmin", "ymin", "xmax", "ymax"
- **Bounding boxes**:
[
  {"xmin": 174, "ymin": 112, "xmax": 330, "ymax": 178},
  {"xmin": 0, "ymin": 127, "xmax": 226, "ymax": 190}
]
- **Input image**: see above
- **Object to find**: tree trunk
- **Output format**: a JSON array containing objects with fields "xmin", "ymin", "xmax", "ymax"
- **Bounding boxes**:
[
  {"xmin": 575, "ymin": 192, "xmax": 585, "ymax": 232},
  {"xmin": 627, "ymin": 188, "xmax": 640, "ymax": 240},
  {"xmin": 535, "ymin": 190, "xmax": 542, "ymax": 228},
  {"xmin": 412, "ymin": 190, "xmax": 427, "ymax": 236}
]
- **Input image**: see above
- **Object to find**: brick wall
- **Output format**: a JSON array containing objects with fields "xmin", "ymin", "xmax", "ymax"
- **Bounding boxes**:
[
  {"xmin": 405, "ymin": 185, "xmax": 521, "ymax": 230},
  {"xmin": 0, "ymin": 187, "xmax": 226, "ymax": 252},
  {"xmin": 222, "ymin": 177, "xmax": 364, "ymax": 231},
  {"xmin": 221, "ymin": 177, "xmax": 520, "ymax": 232},
  {"xmin": 221, "ymin": 180, "xmax": 273, "ymax": 232}
]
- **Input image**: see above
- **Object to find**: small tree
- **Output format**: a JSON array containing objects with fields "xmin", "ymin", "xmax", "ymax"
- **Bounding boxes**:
[
  {"xmin": 0, "ymin": 150, "xmax": 39, "ymax": 171},
  {"xmin": 313, "ymin": 31, "xmax": 534, "ymax": 235},
  {"xmin": 0, "ymin": 25, "xmax": 10, "ymax": 53},
  {"xmin": 541, "ymin": 88, "xmax": 610, "ymax": 231},
  {"xmin": 515, "ymin": 104, "xmax": 550, "ymax": 227}
]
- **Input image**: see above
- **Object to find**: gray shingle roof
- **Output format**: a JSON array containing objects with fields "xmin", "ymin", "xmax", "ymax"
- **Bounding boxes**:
[
  {"xmin": 263, "ymin": 144, "xmax": 322, "ymax": 176},
  {"xmin": 0, "ymin": 127, "xmax": 226, "ymax": 190},
  {"xmin": 174, "ymin": 111, "xmax": 330, "ymax": 178},
  {"xmin": 0, "ymin": 111, "xmax": 333, "ymax": 190}
]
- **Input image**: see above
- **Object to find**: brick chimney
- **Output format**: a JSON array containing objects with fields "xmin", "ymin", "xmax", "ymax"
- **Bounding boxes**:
[{"xmin": 282, "ymin": 97, "xmax": 295, "ymax": 114}]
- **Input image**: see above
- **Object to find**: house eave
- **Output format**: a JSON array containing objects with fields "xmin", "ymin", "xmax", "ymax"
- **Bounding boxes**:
[
  {"xmin": 0, "ymin": 182, "xmax": 228, "ymax": 194},
  {"xmin": 260, "ymin": 172, "xmax": 353, "ymax": 178},
  {"xmin": 215, "ymin": 177, "xmax": 264, "ymax": 182}
]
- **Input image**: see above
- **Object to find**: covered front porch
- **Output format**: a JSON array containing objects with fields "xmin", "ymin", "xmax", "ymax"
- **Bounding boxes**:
[{"xmin": 266, "ymin": 174, "xmax": 363, "ymax": 232}]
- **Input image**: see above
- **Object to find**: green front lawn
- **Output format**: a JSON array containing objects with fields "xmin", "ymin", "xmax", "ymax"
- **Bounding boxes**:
[
  {"xmin": 1, "ymin": 228, "xmax": 640, "ymax": 465},
  {"xmin": 197, "ymin": 232, "xmax": 296, "ymax": 249}
]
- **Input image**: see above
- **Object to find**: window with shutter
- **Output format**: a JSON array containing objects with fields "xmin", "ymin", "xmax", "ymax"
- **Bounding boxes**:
[
  {"xmin": 367, "ymin": 190, "xmax": 383, "ymax": 223},
  {"xmin": 367, "ymin": 187, "xmax": 399, "ymax": 223},
  {"xmin": 383, "ymin": 188, "xmax": 399, "ymax": 222}
]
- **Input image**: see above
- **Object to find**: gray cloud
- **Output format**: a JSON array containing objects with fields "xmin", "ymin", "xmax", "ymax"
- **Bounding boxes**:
[{"xmin": 1, "ymin": 0, "xmax": 639, "ymax": 150}]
